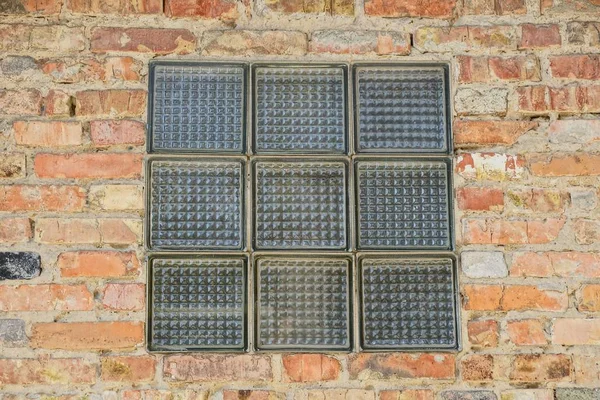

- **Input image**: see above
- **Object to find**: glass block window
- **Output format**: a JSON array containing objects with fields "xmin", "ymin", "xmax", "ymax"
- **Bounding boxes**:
[{"xmin": 146, "ymin": 61, "xmax": 457, "ymax": 352}]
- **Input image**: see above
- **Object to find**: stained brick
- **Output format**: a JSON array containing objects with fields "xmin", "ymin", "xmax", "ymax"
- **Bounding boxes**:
[
  {"xmin": 91, "ymin": 27, "xmax": 196, "ymax": 54},
  {"xmin": 101, "ymin": 356, "xmax": 156, "ymax": 382},
  {"xmin": 507, "ymin": 320, "xmax": 548, "ymax": 345},
  {"xmin": 510, "ymin": 354, "xmax": 571, "ymax": 382},
  {"xmin": 365, "ymin": 0, "xmax": 457, "ymax": 17},
  {"xmin": 203, "ymin": 30, "xmax": 307, "ymax": 56},
  {"xmin": 31, "ymin": 322, "xmax": 144, "ymax": 350},
  {"xmin": 68, "ymin": 0, "xmax": 161, "ymax": 14},
  {"xmin": 454, "ymin": 120, "xmax": 537, "ymax": 146},
  {"xmin": 0, "ymin": 358, "xmax": 95, "ymax": 385},
  {"xmin": 310, "ymin": 31, "xmax": 410, "ymax": 55},
  {"xmin": 348, "ymin": 354, "xmax": 456, "ymax": 379},
  {"xmin": 467, "ymin": 320, "xmax": 499, "ymax": 348},
  {"xmin": 163, "ymin": 355, "xmax": 272, "ymax": 381},
  {"xmin": 75, "ymin": 90, "xmax": 146, "ymax": 117}
]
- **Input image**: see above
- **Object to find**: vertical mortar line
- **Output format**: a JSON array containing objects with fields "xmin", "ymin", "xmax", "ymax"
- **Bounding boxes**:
[{"xmin": 246, "ymin": 62, "xmax": 255, "ymax": 353}]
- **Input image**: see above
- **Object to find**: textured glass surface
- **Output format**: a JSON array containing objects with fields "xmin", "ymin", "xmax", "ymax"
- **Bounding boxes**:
[
  {"xmin": 150, "ymin": 257, "xmax": 245, "ymax": 350},
  {"xmin": 356, "ymin": 160, "xmax": 450, "ymax": 249},
  {"xmin": 254, "ymin": 161, "xmax": 347, "ymax": 249},
  {"xmin": 257, "ymin": 258, "xmax": 350, "ymax": 349},
  {"xmin": 151, "ymin": 64, "xmax": 244, "ymax": 152},
  {"xmin": 255, "ymin": 66, "xmax": 345, "ymax": 153},
  {"xmin": 356, "ymin": 67, "xmax": 447, "ymax": 152},
  {"xmin": 361, "ymin": 258, "xmax": 456, "ymax": 348},
  {"xmin": 150, "ymin": 160, "xmax": 244, "ymax": 249}
]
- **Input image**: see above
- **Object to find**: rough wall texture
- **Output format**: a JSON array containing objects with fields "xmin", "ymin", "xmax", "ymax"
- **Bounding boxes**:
[{"xmin": 0, "ymin": 0, "xmax": 600, "ymax": 398}]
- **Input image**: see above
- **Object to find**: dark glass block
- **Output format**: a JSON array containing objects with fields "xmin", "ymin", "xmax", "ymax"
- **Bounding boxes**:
[
  {"xmin": 150, "ymin": 257, "xmax": 245, "ymax": 351},
  {"xmin": 149, "ymin": 160, "xmax": 244, "ymax": 250},
  {"xmin": 355, "ymin": 66, "xmax": 448, "ymax": 152},
  {"xmin": 256, "ymin": 257, "xmax": 351, "ymax": 350},
  {"xmin": 361, "ymin": 257, "xmax": 457, "ymax": 349},
  {"xmin": 254, "ymin": 66, "xmax": 346, "ymax": 153},
  {"xmin": 150, "ymin": 64, "xmax": 245, "ymax": 152},
  {"xmin": 254, "ymin": 161, "xmax": 347, "ymax": 249},
  {"xmin": 356, "ymin": 160, "xmax": 451, "ymax": 249}
]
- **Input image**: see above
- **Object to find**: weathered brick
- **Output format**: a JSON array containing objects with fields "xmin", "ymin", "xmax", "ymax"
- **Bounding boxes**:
[
  {"xmin": 264, "ymin": 0, "xmax": 353, "ymax": 14},
  {"xmin": 0, "ymin": 56, "xmax": 36, "ymax": 75},
  {"xmin": 457, "ymin": 187, "xmax": 504, "ymax": 211},
  {"xmin": 455, "ymin": 120, "xmax": 537, "ymax": 146},
  {"xmin": 91, "ymin": 28, "xmax": 196, "ymax": 54},
  {"xmin": 0, "ymin": 284, "xmax": 93, "ymax": 311},
  {"xmin": 89, "ymin": 185, "xmax": 143, "ymax": 211},
  {"xmin": 549, "ymin": 86, "xmax": 580, "ymax": 112},
  {"xmin": 458, "ymin": 56, "xmax": 540, "ymax": 83},
  {"xmin": 348, "ymin": 353, "xmax": 455, "ymax": 379},
  {"xmin": 283, "ymin": 354, "xmax": 340, "ymax": 382},
  {"xmin": 548, "ymin": 120, "xmax": 600, "ymax": 145},
  {"xmin": 165, "ymin": 0, "xmax": 237, "ymax": 18},
  {"xmin": 463, "ymin": 285, "xmax": 503, "ymax": 311},
  {"xmin": 0, "ymin": 89, "xmax": 42, "ymax": 115},
  {"xmin": 75, "ymin": 90, "xmax": 146, "ymax": 117},
  {"xmin": 203, "ymin": 30, "xmax": 307, "ymax": 56},
  {"xmin": 462, "ymin": 218, "xmax": 565, "ymax": 245},
  {"xmin": 310, "ymin": 31, "xmax": 410, "ymax": 55},
  {"xmin": 511, "ymin": 251, "xmax": 600, "ymax": 278},
  {"xmin": 42, "ymin": 57, "xmax": 141, "ymax": 83},
  {"xmin": 0, "ymin": 358, "xmax": 95, "ymax": 385},
  {"xmin": 223, "ymin": 391, "xmax": 283, "ymax": 400},
  {"xmin": 574, "ymin": 355, "xmax": 600, "ymax": 384},
  {"xmin": 13, "ymin": 121, "xmax": 83, "ymax": 147},
  {"xmin": 455, "ymin": 88, "xmax": 509, "ymax": 116},
  {"xmin": 35, "ymin": 218, "xmax": 140, "ymax": 245},
  {"xmin": 43, "ymin": 90, "xmax": 72, "ymax": 117},
  {"xmin": 0, "ymin": 0, "xmax": 62, "ymax": 14},
  {"xmin": 29, "ymin": 25, "xmax": 86, "ymax": 52},
  {"xmin": 57, "ymin": 251, "xmax": 140, "ymax": 278},
  {"xmin": 507, "ymin": 320, "xmax": 548, "ymax": 345},
  {"xmin": 520, "ymin": 24, "xmax": 561, "ymax": 48},
  {"xmin": 555, "ymin": 389, "xmax": 600, "ymax": 400},
  {"xmin": 517, "ymin": 86, "xmax": 548, "ymax": 114},
  {"xmin": 550, "ymin": 55, "xmax": 600, "ymax": 80},
  {"xmin": 35, "ymin": 153, "xmax": 143, "ymax": 179},
  {"xmin": 101, "ymin": 283, "xmax": 145, "ymax": 311},
  {"xmin": 462, "ymin": 354, "xmax": 494, "ymax": 381},
  {"xmin": 456, "ymin": 153, "xmax": 525, "ymax": 181},
  {"xmin": 68, "ymin": 0, "xmax": 161, "ymax": 14},
  {"xmin": 543, "ymin": 0, "xmax": 600, "ymax": 15},
  {"xmin": 567, "ymin": 21, "xmax": 600, "ymax": 46},
  {"xmin": 365, "ymin": 0, "xmax": 456, "ymax": 17},
  {"xmin": 441, "ymin": 391, "xmax": 497, "ymax": 400},
  {"xmin": 414, "ymin": 26, "xmax": 517, "ymax": 52},
  {"xmin": 575, "ymin": 219, "xmax": 600, "ymax": 244},
  {"xmin": 90, "ymin": 120, "xmax": 145, "ymax": 146},
  {"xmin": 380, "ymin": 390, "xmax": 434, "ymax": 400},
  {"xmin": 31, "ymin": 322, "xmax": 144, "ymax": 350},
  {"xmin": 299, "ymin": 390, "xmax": 375, "ymax": 400},
  {"xmin": 0, "ymin": 319, "xmax": 27, "ymax": 345},
  {"xmin": 0, "ymin": 185, "xmax": 85, "ymax": 212},
  {"xmin": 0, "ymin": 153, "xmax": 26, "ymax": 179},
  {"xmin": 500, "ymin": 389, "xmax": 553, "ymax": 400},
  {"xmin": 462, "ymin": 251, "xmax": 508, "ymax": 278},
  {"xmin": 467, "ymin": 319, "xmax": 499, "ymax": 348},
  {"xmin": 101, "ymin": 356, "xmax": 156, "ymax": 382},
  {"xmin": 0, "ymin": 252, "xmax": 40, "ymax": 281},
  {"xmin": 529, "ymin": 154, "xmax": 600, "ymax": 176},
  {"xmin": 0, "ymin": 218, "xmax": 32, "ymax": 243},
  {"xmin": 461, "ymin": 0, "xmax": 526, "ymax": 14},
  {"xmin": 579, "ymin": 284, "xmax": 600, "ymax": 311},
  {"xmin": 510, "ymin": 354, "xmax": 571, "ymax": 382},
  {"xmin": 122, "ymin": 390, "xmax": 206, "ymax": 400},
  {"xmin": 507, "ymin": 189, "xmax": 569, "ymax": 212},
  {"xmin": 554, "ymin": 318, "xmax": 600, "ymax": 345},
  {"xmin": 163, "ymin": 355, "xmax": 272, "ymax": 381}
]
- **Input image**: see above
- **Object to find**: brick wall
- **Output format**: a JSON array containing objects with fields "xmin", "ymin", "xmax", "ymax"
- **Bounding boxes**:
[{"xmin": 1, "ymin": 0, "xmax": 599, "ymax": 398}]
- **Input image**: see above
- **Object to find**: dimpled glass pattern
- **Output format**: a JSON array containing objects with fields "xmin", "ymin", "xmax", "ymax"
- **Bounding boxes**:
[
  {"xmin": 357, "ymin": 160, "xmax": 450, "ymax": 249},
  {"xmin": 254, "ymin": 161, "xmax": 347, "ymax": 249},
  {"xmin": 151, "ymin": 64, "xmax": 244, "ymax": 152},
  {"xmin": 356, "ymin": 67, "xmax": 447, "ymax": 152},
  {"xmin": 257, "ymin": 258, "xmax": 350, "ymax": 349},
  {"xmin": 150, "ymin": 258, "xmax": 245, "ymax": 350},
  {"xmin": 361, "ymin": 258, "xmax": 456, "ymax": 348},
  {"xmin": 255, "ymin": 67, "xmax": 345, "ymax": 153},
  {"xmin": 150, "ymin": 160, "xmax": 243, "ymax": 249}
]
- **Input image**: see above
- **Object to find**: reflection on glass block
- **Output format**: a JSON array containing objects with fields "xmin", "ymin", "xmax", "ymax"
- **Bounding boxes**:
[
  {"xmin": 356, "ymin": 160, "xmax": 450, "ymax": 249},
  {"xmin": 254, "ymin": 66, "xmax": 346, "ymax": 153},
  {"xmin": 150, "ymin": 160, "xmax": 244, "ymax": 249},
  {"xmin": 356, "ymin": 67, "xmax": 447, "ymax": 152},
  {"xmin": 257, "ymin": 257, "xmax": 350, "ymax": 349},
  {"xmin": 151, "ymin": 64, "xmax": 244, "ymax": 152},
  {"xmin": 254, "ymin": 161, "xmax": 347, "ymax": 249},
  {"xmin": 361, "ymin": 257, "xmax": 456, "ymax": 349},
  {"xmin": 150, "ymin": 257, "xmax": 245, "ymax": 350}
]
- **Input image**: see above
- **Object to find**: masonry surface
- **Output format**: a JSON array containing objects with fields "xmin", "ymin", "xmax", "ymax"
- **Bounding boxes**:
[{"xmin": 0, "ymin": 0, "xmax": 600, "ymax": 398}]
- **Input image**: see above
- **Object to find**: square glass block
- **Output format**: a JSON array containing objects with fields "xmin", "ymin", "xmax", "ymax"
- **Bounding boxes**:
[
  {"xmin": 254, "ymin": 160, "xmax": 348, "ymax": 249},
  {"xmin": 360, "ymin": 257, "xmax": 457, "ymax": 350},
  {"xmin": 149, "ymin": 160, "xmax": 244, "ymax": 250},
  {"xmin": 150, "ymin": 63, "xmax": 245, "ymax": 153},
  {"xmin": 254, "ymin": 66, "xmax": 346, "ymax": 153},
  {"xmin": 356, "ymin": 160, "xmax": 451, "ymax": 250},
  {"xmin": 256, "ymin": 257, "xmax": 351, "ymax": 350},
  {"xmin": 355, "ymin": 66, "xmax": 448, "ymax": 153},
  {"xmin": 149, "ymin": 257, "xmax": 246, "ymax": 351}
]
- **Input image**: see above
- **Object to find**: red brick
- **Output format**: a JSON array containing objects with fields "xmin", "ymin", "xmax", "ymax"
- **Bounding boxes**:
[
  {"xmin": 530, "ymin": 153, "xmax": 600, "ymax": 176},
  {"xmin": 35, "ymin": 218, "xmax": 139, "ymax": 245},
  {"xmin": 43, "ymin": 90, "xmax": 72, "ymax": 117},
  {"xmin": 2, "ymin": 0, "xmax": 62, "ymax": 13},
  {"xmin": 550, "ymin": 55, "xmax": 600, "ymax": 79},
  {"xmin": 42, "ymin": 57, "xmax": 141, "ymax": 83},
  {"xmin": 91, "ymin": 27, "xmax": 196, "ymax": 54},
  {"xmin": 90, "ymin": 120, "xmax": 145, "ymax": 146},
  {"xmin": 203, "ymin": 30, "xmax": 307, "ymax": 56},
  {"xmin": 454, "ymin": 120, "xmax": 537, "ymax": 146},
  {"xmin": 0, "ymin": 218, "xmax": 32, "ymax": 243},
  {"xmin": 68, "ymin": 0, "xmax": 161, "ymax": 13},
  {"xmin": 163, "ymin": 355, "xmax": 272, "ymax": 381},
  {"xmin": 507, "ymin": 320, "xmax": 548, "ymax": 345},
  {"xmin": 348, "ymin": 353, "xmax": 455, "ymax": 379},
  {"xmin": 0, "ymin": 89, "xmax": 42, "ymax": 115},
  {"xmin": 0, "ymin": 185, "xmax": 85, "ymax": 212},
  {"xmin": 467, "ymin": 319, "xmax": 499, "ymax": 348},
  {"xmin": 462, "ymin": 218, "xmax": 564, "ymax": 244},
  {"xmin": 165, "ymin": 0, "xmax": 237, "ymax": 18},
  {"xmin": 456, "ymin": 153, "xmax": 525, "ymax": 181},
  {"xmin": 101, "ymin": 356, "xmax": 156, "ymax": 382},
  {"xmin": 574, "ymin": 219, "xmax": 600, "ymax": 244},
  {"xmin": 507, "ymin": 189, "xmax": 569, "ymax": 212},
  {"xmin": 13, "ymin": 121, "xmax": 82, "ymax": 147},
  {"xmin": 310, "ymin": 31, "xmax": 410, "ymax": 55},
  {"xmin": 75, "ymin": 90, "xmax": 146, "ymax": 117},
  {"xmin": 57, "ymin": 251, "xmax": 140, "ymax": 278},
  {"xmin": 553, "ymin": 319, "xmax": 600, "ymax": 345},
  {"xmin": 462, "ymin": 354, "xmax": 493, "ymax": 381},
  {"xmin": 34, "ymin": 153, "xmax": 143, "ymax": 179},
  {"xmin": 457, "ymin": 187, "xmax": 504, "ymax": 211},
  {"xmin": 510, "ymin": 354, "xmax": 571, "ymax": 382},
  {"xmin": 0, "ymin": 358, "xmax": 95, "ymax": 385},
  {"xmin": 502, "ymin": 286, "xmax": 567, "ymax": 311},
  {"xmin": 511, "ymin": 252, "xmax": 600, "ymax": 278},
  {"xmin": 283, "ymin": 354, "xmax": 341, "ymax": 382},
  {"xmin": 104, "ymin": 57, "xmax": 142, "ymax": 81},
  {"xmin": 101, "ymin": 283, "xmax": 145, "ymax": 311},
  {"xmin": 31, "ymin": 322, "xmax": 144, "ymax": 350},
  {"xmin": 579, "ymin": 284, "xmax": 600, "ymax": 311},
  {"xmin": 0, "ymin": 284, "xmax": 93, "ymax": 312},
  {"xmin": 520, "ymin": 24, "xmax": 561, "ymax": 48},
  {"xmin": 379, "ymin": 390, "xmax": 434, "ymax": 400},
  {"xmin": 365, "ymin": 0, "xmax": 456, "ymax": 17},
  {"xmin": 458, "ymin": 56, "xmax": 539, "ymax": 83},
  {"xmin": 549, "ymin": 86, "xmax": 580, "ymax": 112},
  {"xmin": 518, "ymin": 86, "xmax": 548, "ymax": 113},
  {"xmin": 461, "ymin": 0, "xmax": 526, "ymax": 14},
  {"xmin": 463, "ymin": 285, "xmax": 503, "ymax": 311},
  {"xmin": 580, "ymin": 85, "xmax": 600, "ymax": 112}
]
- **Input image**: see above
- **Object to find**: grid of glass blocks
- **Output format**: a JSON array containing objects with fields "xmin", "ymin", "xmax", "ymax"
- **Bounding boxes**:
[
  {"xmin": 146, "ymin": 61, "xmax": 457, "ymax": 353},
  {"xmin": 149, "ymin": 257, "xmax": 246, "ymax": 351},
  {"xmin": 360, "ymin": 257, "xmax": 457, "ymax": 349},
  {"xmin": 256, "ymin": 257, "xmax": 351, "ymax": 350}
]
